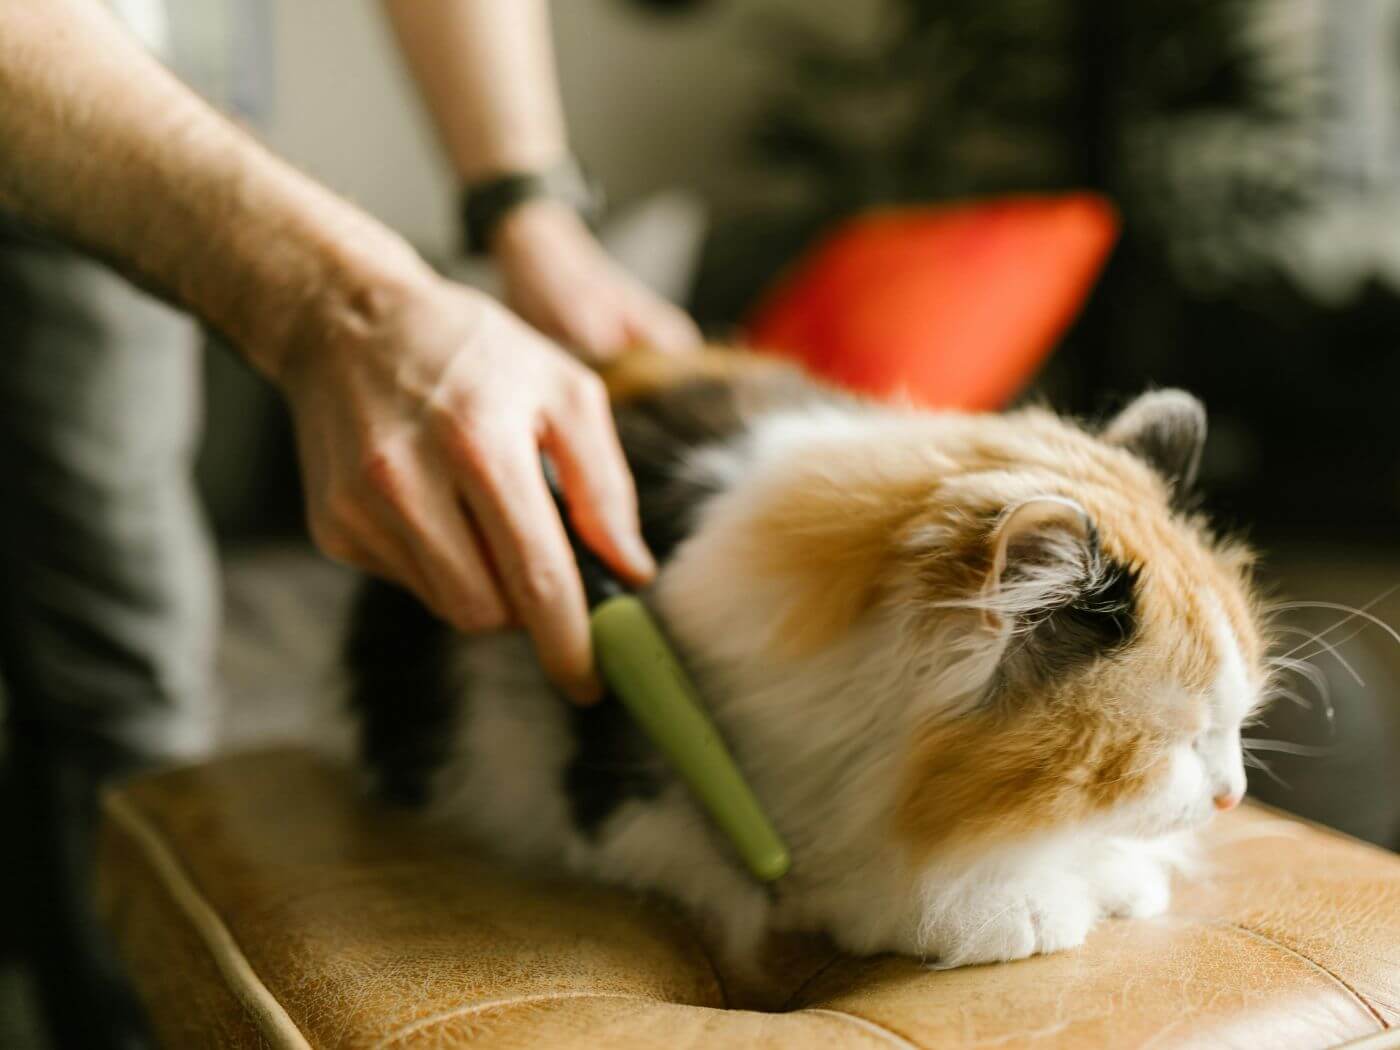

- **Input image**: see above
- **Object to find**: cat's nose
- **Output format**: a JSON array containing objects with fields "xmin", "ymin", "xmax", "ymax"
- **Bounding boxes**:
[{"xmin": 1213, "ymin": 791, "xmax": 1242, "ymax": 812}]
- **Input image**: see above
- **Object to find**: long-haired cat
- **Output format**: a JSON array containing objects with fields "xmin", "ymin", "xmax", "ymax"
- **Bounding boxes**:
[{"xmin": 345, "ymin": 349, "xmax": 1265, "ymax": 970}]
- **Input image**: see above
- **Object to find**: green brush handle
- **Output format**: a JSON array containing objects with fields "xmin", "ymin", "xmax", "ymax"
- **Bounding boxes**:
[{"xmin": 590, "ymin": 594, "xmax": 791, "ymax": 883}]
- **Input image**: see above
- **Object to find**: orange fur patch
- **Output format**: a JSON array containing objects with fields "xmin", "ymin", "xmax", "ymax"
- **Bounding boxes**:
[
  {"xmin": 894, "ymin": 703, "xmax": 1171, "ymax": 855},
  {"xmin": 739, "ymin": 464, "xmax": 935, "ymax": 658},
  {"xmin": 600, "ymin": 346, "xmax": 798, "ymax": 405}
]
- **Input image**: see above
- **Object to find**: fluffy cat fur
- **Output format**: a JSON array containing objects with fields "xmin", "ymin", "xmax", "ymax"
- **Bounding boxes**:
[{"xmin": 345, "ymin": 349, "xmax": 1266, "ymax": 970}]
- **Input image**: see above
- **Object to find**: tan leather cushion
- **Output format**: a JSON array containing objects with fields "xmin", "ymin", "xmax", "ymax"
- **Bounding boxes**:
[{"xmin": 97, "ymin": 747, "xmax": 1400, "ymax": 1049}]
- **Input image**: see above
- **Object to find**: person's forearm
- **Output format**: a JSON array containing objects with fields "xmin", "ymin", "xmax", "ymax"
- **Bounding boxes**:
[
  {"xmin": 0, "ymin": 0, "xmax": 430, "ymax": 381},
  {"xmin": 382, "ymin": 0, "xmax": 567, "ymax": 180}
]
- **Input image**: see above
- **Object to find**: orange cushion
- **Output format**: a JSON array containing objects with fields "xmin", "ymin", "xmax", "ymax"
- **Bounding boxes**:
[{"xmin": 744, "ymin": 194, "xmax": 1119, "ymax": 411}]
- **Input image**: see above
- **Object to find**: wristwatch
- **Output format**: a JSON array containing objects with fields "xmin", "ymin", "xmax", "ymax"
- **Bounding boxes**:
[{"xmin": 460, "ymin": 156, "xmax": 605, "ymax": 255}]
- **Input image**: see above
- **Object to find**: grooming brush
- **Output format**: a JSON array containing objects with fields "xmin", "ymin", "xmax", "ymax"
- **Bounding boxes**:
[{"xmin": 547, "ymin": 471, "xmax": 790, "ymax": 883}]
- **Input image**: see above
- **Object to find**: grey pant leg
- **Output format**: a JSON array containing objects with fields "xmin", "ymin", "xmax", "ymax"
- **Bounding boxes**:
[
  {"xmin": 0, "ymin": 226, "xmax": 221, "ymax": 1049},
  {"xmin": 0, "ymin": 228, "xmax": 218, "ymax": 766}
]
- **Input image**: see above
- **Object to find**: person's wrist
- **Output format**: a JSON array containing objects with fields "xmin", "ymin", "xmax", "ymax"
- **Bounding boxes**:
[
  {"xmin": 492, "ymin": 198, "xmax": 588, "ymax": 264},
  {"xmin": 262, "ymin": 224, "xmax": 436, "ymax": 394},
  {"xmin": 462, "ymin": 156, "xmax": 602, "ymax": 257}
]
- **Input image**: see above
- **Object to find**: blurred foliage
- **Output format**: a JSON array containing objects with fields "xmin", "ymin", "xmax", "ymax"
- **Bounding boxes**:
[{"xmin": 742, "ymin": 0, "xmax": 1318, "ymax": 285}]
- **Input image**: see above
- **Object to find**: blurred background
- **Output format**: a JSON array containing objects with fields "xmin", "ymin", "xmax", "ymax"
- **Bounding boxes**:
[{"xmin": 6, "ymin": 0, "xmax": 1400, "ymax": 1042}]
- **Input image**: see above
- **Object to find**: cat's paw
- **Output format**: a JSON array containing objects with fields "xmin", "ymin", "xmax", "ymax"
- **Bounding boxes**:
[
  {"xmin": 1083, "ymin": 844, "xmax": 1172, "ymax": 919},
  {"xmin": 925, "ymin": 875, "xmax": 1095, "ymax": 968}
]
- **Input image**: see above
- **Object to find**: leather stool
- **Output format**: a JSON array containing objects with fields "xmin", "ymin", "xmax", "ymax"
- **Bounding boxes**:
[{"xmin": 98, "ymin": 748, "xmax": 1400, "ymax": 1048}]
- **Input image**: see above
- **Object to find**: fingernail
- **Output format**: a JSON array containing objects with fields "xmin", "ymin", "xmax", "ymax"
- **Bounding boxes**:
[{"xmin": 619, "ymin": 531, "xmax": 656, "ymax": 581}]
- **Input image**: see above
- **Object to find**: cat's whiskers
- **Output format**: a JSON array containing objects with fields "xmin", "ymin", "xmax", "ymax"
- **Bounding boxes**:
[
  {"xmin": 1265, "ymin": 655, "xmax": 1333, "ymax": 726},
  {"xmin": 1241, "ymin": 736, "xmax": 1334, "ymax": 757},
  {"xmin": 1268, "ymin": 624, "xmax": 1363, "ymax": 688},
  {"xmin": 1241, "ymin": 751, "xmax": 1288, "ymax": 788},
  {"xmin": 1271, "ymin": 586, "xmax": 1400, "ymax": 662},
  {"xmin": 1261, "ymin": 686, "xmax": 1315, "ymax": 712},
  {"xmin": 1284, "ymin": 618, "xmax": 1373, "ymax": 669}
]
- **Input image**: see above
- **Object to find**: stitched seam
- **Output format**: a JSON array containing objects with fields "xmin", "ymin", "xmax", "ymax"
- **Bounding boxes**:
[
  {"xmin": 802, "ymin": 1007, "xmax": 923, "ymax": 1049},
  {"xmin": 1215, "ymin": 920, "xmax": 1388, "ymax": 1031},
  {"xmin": 371, "ymin": 990, "xmax": 655, "ymax": 1049},
  {"xmin": 103, "ymin": 792, "xmax": 313, "ymax": 1050}
]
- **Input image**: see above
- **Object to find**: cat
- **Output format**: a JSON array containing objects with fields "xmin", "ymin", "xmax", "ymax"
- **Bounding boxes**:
[{"xmin": 344, "ymin": 348, "xmax": 1266, "ymax": 970}]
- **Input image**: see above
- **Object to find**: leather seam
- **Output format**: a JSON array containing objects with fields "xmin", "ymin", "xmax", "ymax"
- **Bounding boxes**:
[
  {"xmin": 369, "ymin": 990, "xmax": 656, "ymax": 1049},
  {"xmin": 801, "ymin": 1007, "xmax": 923, "ymax": 1049},
  {"xmin": 685, "ymin": 926, "xmax": 730, "ymax": 1008},
  {"xmin": 779, "ymin": 952, "xmax": 845, "ymax": 1011},
  {"xmin": 1214, "ymin": 920, "xmax": 1389, "ymax": 1031},
  {"xmin": 103, "ymin": 792, "xmax": 313, "ymax": 1050}
]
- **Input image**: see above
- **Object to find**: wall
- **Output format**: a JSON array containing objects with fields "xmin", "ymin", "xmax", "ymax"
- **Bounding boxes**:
[{"xmin": 259, "ymin": 0, "xmax": 876, "ymax": 258}]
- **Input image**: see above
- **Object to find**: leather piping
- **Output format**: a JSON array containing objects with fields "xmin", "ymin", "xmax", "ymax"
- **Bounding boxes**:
[
  {"xmin": 104, "ymin": 792, "xmax": 313, "ymax": 1050},
  {"xmin": 1214, "ymin": 920, "xmax": 1388, "ymax": 1030}
]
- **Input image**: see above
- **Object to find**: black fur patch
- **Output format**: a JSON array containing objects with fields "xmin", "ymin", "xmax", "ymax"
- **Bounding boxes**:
[
  {"xmin": 344, "ymin": 578, "xmax": 671, "ymax": 828},
  {"xmin": 613, "ymin": 380, "xmax": 743, "ymax": 560},
  {"xmin": 1049, "ymin": 555, "xmax": 1141, "ymax": 656},
  {"xmin": 343, "ymin": 577, "xmax": 458, "ymax": 806},
  {"xmin": 1003, "ymin": 526, "xmax": 1141, "ymax": 692},
  {"xmin": 614, "ymin": 370, "xmax": 832, "ymax": 560},
  {"xmin": 564, "ymin": 692, "xmax": 667, "ymax": 836}
]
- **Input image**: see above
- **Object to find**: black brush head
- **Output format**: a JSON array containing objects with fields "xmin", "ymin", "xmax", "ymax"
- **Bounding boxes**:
[{"xmin": 543, "ymin": 457, "xmax": 626, "ymax": 608}]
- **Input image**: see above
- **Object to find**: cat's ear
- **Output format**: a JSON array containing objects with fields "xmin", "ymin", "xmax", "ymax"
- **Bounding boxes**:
[
  {"xmin": 980, "ymin": 496, "xmax": 1095, "ymax": 629},
  {"xmin": 1103, "ymin": 389, "xmax": 1206, "ymax": 492}
]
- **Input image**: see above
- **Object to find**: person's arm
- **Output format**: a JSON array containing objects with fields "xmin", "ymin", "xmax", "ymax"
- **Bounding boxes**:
[
  {"xmin": 0, "ymin": 0, "xmax": 653, "ymax": 701},
  {"xmin": 382, "ymin": 0, "xmax": 701, "ymax": 359}
]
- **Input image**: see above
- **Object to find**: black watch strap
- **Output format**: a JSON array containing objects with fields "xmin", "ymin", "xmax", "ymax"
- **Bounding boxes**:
[{"xmin": 460, "ymin": 158, "xmax": 604, "ymax": 255}]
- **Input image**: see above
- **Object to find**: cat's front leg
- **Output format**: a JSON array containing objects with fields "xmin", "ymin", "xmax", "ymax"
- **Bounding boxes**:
[
  {"xmin": 904, "ymin": 839, "xmax": 1177, "ymax": 967},
  {"xmin": 1079, "ymin": 838, "xmax": 1175, "ymax": 920},
  {"xmin": 913, "ymin": 870, "xmax": 1098, "ymax": 968}
]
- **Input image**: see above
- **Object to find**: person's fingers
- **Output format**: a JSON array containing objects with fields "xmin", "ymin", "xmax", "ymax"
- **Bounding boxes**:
[
  {"xmin": 322, "ymin": 515, "xmax": 435, "ymax": 610},
  {"xmin": 321, "ymin": 531, "xmax": 392, "ymax": 582},
  {"xmin": 558, "ymin": 297, "xmax": 627, "ymax": 363},
  {"xmin": 307, "ymin": 481, "xmax": 430, "ymax": 598},
  {"xmin": 542, "ymin": 375, "xmax": 655, "ymax": 588},
  {"xmin": 352, "ymin": 438, "xmax": 513, "ymax": 633},
  {"xmin": 620, "ymin": 288, "xmax": 702, "ymax": 355},
  {"xmin": 448, "ymin": 422, "xmax": 602, "ymax": 704},
  {"xmin": 374, "ymin": 487, "xmax": 512, "ymax": 635},
  {"xmin": 505, "ymin": 266, "xmax": 621, "ymax": 363}
]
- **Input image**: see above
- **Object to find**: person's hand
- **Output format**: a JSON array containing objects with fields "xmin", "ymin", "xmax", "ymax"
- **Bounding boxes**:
[
  {"xmin": 493, "ymin": 198, "xmax": 702, "ymax": 361},
  {"xmin": 279, "ymin": 272, "xmax": 654, "ymax": 703}
]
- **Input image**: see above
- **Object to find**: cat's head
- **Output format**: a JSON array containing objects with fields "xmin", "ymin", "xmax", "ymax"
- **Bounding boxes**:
[{"xmin": 656, "ymin": 385, "xmax": 1266, "ymax": 861}]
